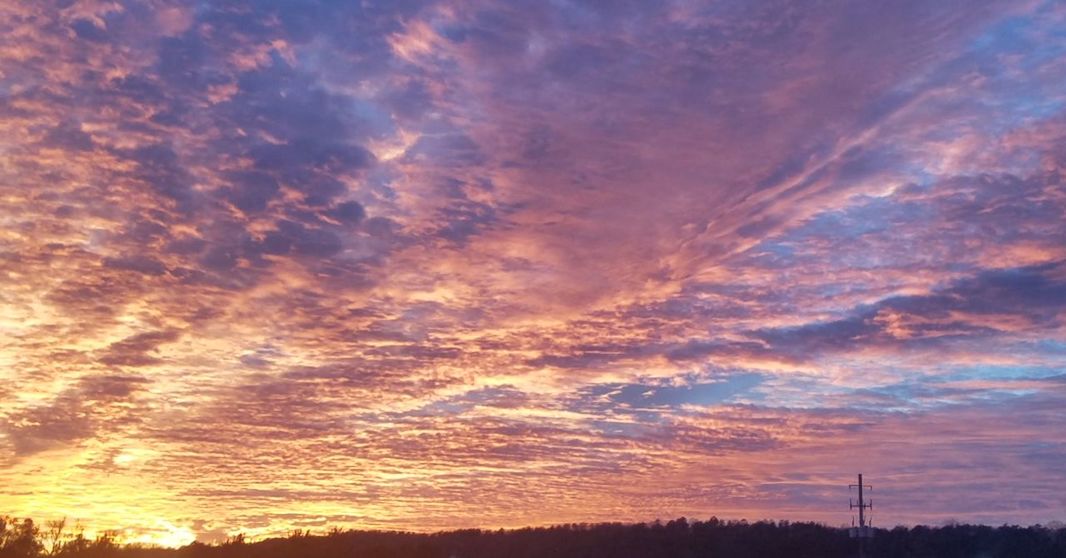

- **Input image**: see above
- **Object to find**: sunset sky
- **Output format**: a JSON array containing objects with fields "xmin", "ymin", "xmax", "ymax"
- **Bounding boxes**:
[{"xmin": 2, "ymin": 0, "xmax": 1066, "ymax": 547}]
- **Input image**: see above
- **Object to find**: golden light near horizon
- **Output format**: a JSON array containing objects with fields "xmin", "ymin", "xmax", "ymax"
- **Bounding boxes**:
[{"xmin": 2, "ymin": 0, "xmax": 1066, "ymax": 547}]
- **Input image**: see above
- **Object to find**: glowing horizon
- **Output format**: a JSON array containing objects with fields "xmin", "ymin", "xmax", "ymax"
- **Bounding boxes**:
[{"xmin": 2, "ymin": 0, "xmax": 1065, "ymax": 547}]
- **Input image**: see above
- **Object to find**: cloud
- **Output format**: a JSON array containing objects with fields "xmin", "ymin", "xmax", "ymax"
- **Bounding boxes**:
[
  {"xmin": 1, "ymin": 0, "xmax": 1066, "ymax": 542},
  {"xmin": 1, "ymin": 374, "xmax": 148, "ymax": 457},
  {"xmin": 97, "ymin": 330, "xmax": 182, "ymax": 367},
  {"xmin": 102, "ymin": 255, "xmax": 169, "ymax": 276},
  {"xmin": 753, "ymin": 262, "xmax": 1066, "ymax": 359}
]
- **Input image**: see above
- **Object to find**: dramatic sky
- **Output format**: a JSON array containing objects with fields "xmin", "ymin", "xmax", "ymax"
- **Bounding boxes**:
[{"xmin": 2, "ymin": 0, "xmax": 1065, "ymax": 547}]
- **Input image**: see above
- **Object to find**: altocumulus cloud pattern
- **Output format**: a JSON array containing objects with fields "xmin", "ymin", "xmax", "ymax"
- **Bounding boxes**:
[{"xmin": 1, "ymin": 0, "xmax": 1065, "ymax": 546}]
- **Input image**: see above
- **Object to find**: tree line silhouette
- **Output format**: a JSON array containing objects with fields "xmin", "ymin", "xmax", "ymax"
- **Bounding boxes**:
[{"xmin": 3, "ymin": 516, "xmax": 1065, "ymax": 558}]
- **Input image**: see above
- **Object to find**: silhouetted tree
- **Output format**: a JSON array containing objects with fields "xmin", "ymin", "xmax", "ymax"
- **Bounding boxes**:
[
  {"xmin": 43, "ymin": 519, "xmax": 66, "ymax": 557},
  {"xmin": 0, "ymin": 517, "xmax": 43, "ymax": 558},
  {"xmin": 3, "ymin": 516, "xmax": 1066, "ymax": 558}
]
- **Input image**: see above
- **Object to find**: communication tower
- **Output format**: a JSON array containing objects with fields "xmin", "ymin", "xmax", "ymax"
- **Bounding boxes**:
[{"xmin": 848, "ymin": 473, "xmax": 874, "ymax": 557}]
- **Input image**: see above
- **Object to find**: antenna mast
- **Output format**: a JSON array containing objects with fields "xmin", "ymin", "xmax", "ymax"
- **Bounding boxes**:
[{"xmin": 848, "ymin": 473, "xmax": 874, "ymax": 557}]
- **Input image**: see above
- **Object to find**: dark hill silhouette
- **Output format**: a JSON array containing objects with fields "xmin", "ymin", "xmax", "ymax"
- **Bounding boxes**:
[{"xmin": 3, "ymin": 516, "xmax": 1065, "ymax": 558}]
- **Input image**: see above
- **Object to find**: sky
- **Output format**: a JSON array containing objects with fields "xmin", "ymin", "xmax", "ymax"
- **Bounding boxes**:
[{"xmin": 1, "ymin": 0, "xmax": 1065, "ymax": 547}]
